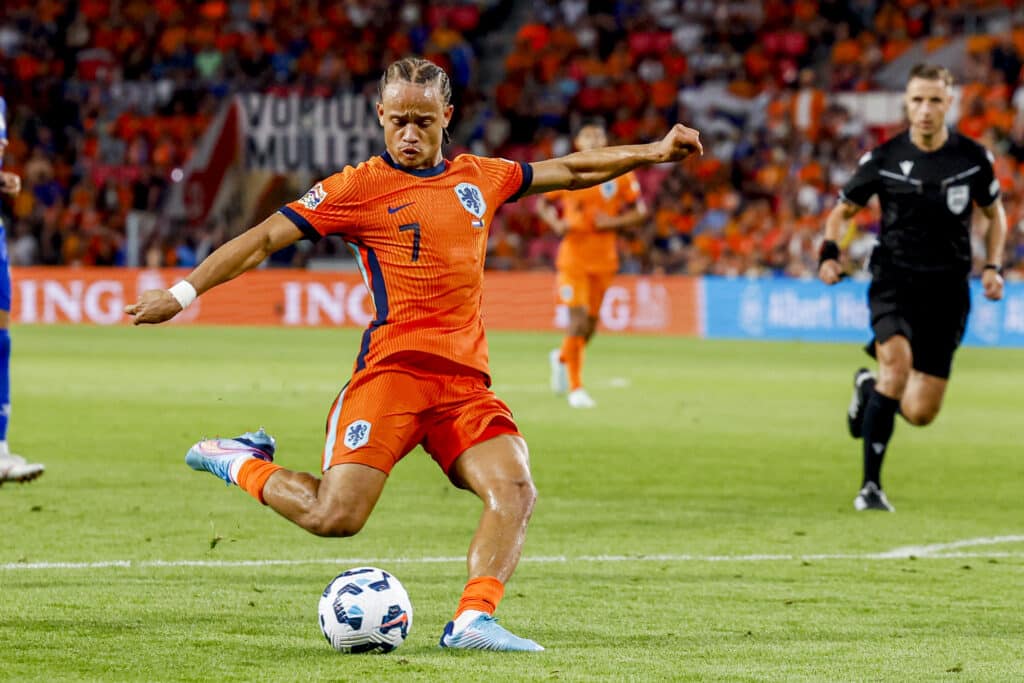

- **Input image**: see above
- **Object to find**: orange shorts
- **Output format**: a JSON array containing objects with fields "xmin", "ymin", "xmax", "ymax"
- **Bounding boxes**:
[
  {"xmin": 321, "ymin": 356, "xmax": 520, "ymax": 476},
  {"xmin": 556, "ymin": 271, "xmax": 616, "ymax": 317}
]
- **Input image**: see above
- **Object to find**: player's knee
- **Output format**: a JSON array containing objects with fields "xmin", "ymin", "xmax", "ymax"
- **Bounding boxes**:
[
  {"xmin": 493, "ymin": 476, "xmax": 537, "ymax": 521},
  {"xmin": 306, "ymin": 509, "xmax": 368, "ymax": 538},
  {"xmin": 901, "ymin": 403, "xmax": 938, "ymax": 427}
]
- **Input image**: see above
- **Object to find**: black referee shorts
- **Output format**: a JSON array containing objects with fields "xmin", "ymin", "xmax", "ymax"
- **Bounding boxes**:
[{"xmin": 865, "ymin": 271, "xmax": 971, "ymax": 379}]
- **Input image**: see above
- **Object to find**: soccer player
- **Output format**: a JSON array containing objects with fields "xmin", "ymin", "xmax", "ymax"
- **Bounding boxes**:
[
  {"xmin": 537, "ymin": 120, "xmax": 648, "ymax": 409},
  {"xmin": 126, "ymin": 57, "xmax": 702, "ymax": 650},
  {"xmin": 0, "ymin": 96, "xmax": 44, "ymax": 485},
  {"xmin": 819, "ymin": 64, "xmax": 1006, "ymax": 512}
]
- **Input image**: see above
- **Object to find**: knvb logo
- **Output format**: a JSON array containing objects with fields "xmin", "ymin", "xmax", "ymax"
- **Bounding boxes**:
[
  {"xmin": 344, "ymin": 420, "xmax": 371, "ymax": 449},
  {"xmin": 455, "ymin": 182, "xmax": 486, "ymax": 218}
]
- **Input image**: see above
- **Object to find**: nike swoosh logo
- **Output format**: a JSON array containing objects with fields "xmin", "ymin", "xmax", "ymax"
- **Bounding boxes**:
[{"xmin": 387, "ymin": 202, "xmax": 415, "ymax": 214}]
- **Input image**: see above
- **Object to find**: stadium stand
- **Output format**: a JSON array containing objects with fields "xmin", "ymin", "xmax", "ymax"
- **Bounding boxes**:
[{"xmin": 1, "ymin": 0, "xmax": 1023, "ymax": 279}]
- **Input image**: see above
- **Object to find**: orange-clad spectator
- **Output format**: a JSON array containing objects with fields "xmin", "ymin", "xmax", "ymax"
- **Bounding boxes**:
[
  {"xmin": 648, "ymin": 78, "xmax": 677, "ymax": 113},
  {"xmin": 985, "ymin": 104, "xmax": 1015, "ymax": 134},
  {"xmin": 797, "ymin": 159, "xmax": 825, "ymax": 189},
  {"xmin": 605, "ymin": 42, "xmax": 633, "ymax": 80},
  {"xmin": 200, "ymin": 0, "xmax": 227, "ymax": 21},
  {"xmin": 794, "ymin": 0, "xmax": 818, "ymax": 22},
  {"xmin": 504, "ymin": 41, "xmax": 534, "ymax": 76},
  {"xmin": 536, "ymin": 48, "xmax": 565, "ymax": 84},
  {"xmin": 958, "ymin": 99, "xmax": 988, "ymax": 139},
  {"xmin": 158, "ymin": 23, "xmax": 189, "ymax": 56},
  {"xmin": 831, "ymin": 25, "xmax": 861, "ymax": 66},
  {"xmin": 548, "ymin": 23, "xmax": 578, "ymax": 56},
  {"xmin": 883, "ymin": 32, "xmax": 912, "ymax": 62},
  {"xmin": 744, "ymin": 44, "xmax": 773, "ymax": 82},
  {"xmin": 516, "ymin": 21, "xmax": 549, "ymax": 53}
]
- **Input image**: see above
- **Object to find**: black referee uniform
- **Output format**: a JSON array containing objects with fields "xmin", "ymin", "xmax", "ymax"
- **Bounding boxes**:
[{"xmin": 840, "ymin": 129, "xmax": 1000, "ymax": 378}]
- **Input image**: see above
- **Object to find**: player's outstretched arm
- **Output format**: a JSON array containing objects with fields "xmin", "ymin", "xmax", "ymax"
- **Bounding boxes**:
[
  {"xmin": 978, "ymin": 198, "xmax": 1007, "ymax": 301},
  {"xmin": 818, "ymin": 200, "xmax": 861, "ymax": 285},
  {"xmin": 523, "ymin": 124, "xmax": 702, "ymax": 197},
  {"xmin": 125, "ymin": 212, "xmax": 304, "ymax": 325}
]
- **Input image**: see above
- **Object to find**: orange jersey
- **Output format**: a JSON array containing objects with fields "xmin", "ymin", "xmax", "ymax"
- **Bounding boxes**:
[
  {"xmin": 281, "ymin": 152, "xmax": 530, "ymax": 379},
  {"xmin": 548, "ymin": 172, "xmax": 641, "ymax": 274}
]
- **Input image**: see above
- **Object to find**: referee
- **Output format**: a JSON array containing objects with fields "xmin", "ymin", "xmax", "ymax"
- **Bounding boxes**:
[{"xmin": 818, "ymin": 64, "xmax": 1007, "ymax": 512}]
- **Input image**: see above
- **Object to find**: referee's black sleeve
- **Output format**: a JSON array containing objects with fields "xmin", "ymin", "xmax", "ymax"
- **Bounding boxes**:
[{"xmin": 840, "ymin": 150, "xmax": 881, "ymax": 207}]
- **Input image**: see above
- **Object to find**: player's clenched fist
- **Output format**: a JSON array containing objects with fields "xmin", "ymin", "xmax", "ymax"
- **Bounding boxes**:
[
  {"xmin": 655, "ymin": 124, "xmax": 703, "ymax": 162},
  {"xmin": 124, "ymin": 289, "xmax": 183, "ymax": 325},
  {"xmin": 818, "ymin": 259, "xmax": 844, "ymax": 285}
]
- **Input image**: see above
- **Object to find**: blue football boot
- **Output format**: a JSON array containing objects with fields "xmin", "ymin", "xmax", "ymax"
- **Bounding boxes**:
[
  {"xmin": 439, "ymin": 613, "xmax": 544, "ymax": 652},
  {"xmin": 185, "ymin": 428, "xmax": 276, "ymax": 485}
]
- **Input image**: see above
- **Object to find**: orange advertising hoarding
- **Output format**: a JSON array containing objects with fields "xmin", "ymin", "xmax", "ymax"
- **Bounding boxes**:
[{"xmin": 9, "ymin": 268, "xmax": 698, "ymax": 336}]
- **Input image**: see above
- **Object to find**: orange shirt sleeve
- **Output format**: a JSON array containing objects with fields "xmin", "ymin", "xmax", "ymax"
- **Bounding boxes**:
[
  {"xmin": 278, "ymin": 166, "xmax": 362, "ymax": 241},
  {"xmin": 473, "ymin": 155, "xmax": 532, "ymax": 204}
]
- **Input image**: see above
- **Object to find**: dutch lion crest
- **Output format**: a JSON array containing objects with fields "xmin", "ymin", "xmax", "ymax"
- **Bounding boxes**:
[{"xmin": 454, "ymin": 183, "xmax": 487, "ymax": 218}]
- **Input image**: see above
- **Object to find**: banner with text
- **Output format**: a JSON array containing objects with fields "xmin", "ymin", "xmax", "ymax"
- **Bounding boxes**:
[
  {"xmin": 700, "ymin": 276, "xmax": 1024, "ymax": 347},
  {"xmin": 9, "ymin": 268, "xmax": 699, "ymax": 336},
  {"xmin": 238, "ymin": 93, "xmax": 382, "ymax": 174}
]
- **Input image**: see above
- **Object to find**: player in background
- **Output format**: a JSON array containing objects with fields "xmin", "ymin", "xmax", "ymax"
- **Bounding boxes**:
[
  {"xmin": 126, "ymin": 57, "xmax": 702, "ymax": 650},
  {"xmin": 819, "ymin": 64, "xmax": 1006, "ymax": 512},
  {"xmin": 537, "ymin": 121, "xmax": 648, "ymax": 408},
  {"xmin": 0, "ymin": 96, "xmax": 44, "ymax": 485}
]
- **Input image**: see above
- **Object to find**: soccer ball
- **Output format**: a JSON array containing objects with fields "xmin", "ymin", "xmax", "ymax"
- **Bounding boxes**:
[{"xmin": 318, "ymin": 567, "xmax": 413, "ymax": 653}]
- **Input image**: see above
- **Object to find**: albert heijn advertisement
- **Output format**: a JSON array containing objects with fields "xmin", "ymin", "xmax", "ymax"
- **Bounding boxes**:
[
  {"xmin": 8, "ymin": 268, "xmax": 700, "ymax": 337},
  {"xmin": 699, "ymin": 276, "xmax": 1024, "ymax": 348}
]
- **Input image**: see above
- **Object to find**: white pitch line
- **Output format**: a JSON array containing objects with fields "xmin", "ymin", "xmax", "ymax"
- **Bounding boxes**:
[
  {"xmin": 876, "ymin": 535, "xmax": 1024, "ymax": 559},
  {"xmin": 3, "ymin": 536, "xmax": 1023, "ymax": 572}
]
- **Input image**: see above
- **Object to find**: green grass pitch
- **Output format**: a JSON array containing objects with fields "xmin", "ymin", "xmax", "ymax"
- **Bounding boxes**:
[{"xmin": 1, "ymin": 325, "xmax": 1022, "ymax": 681}]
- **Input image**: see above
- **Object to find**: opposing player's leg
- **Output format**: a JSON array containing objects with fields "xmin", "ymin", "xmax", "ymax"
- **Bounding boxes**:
[
  {"xmin": 0, "ymin": 295, "xmax": 44, "ymax": 484},
  {"xmin": 856, "ymin": 334, "xmax": 910, "ymax": 511},
  {"xmin": 440, "ymin": 434, "xmax": 542, "ymax": 651}
]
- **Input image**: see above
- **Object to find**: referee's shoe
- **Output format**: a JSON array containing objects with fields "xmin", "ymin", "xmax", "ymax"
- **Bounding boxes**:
[
  {"xmin": 847, "ymin": 368, "xmax": 876, "ymax": 439},
  {"xmin": 854, "ymin": 482, "xmax": 895, "ymax": 512}
]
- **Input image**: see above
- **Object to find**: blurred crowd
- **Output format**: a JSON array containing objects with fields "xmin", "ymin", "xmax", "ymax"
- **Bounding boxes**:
[
  {"xmin": 0, "ymin": 0, "xmax": 503, "ymax": 266},
  {"xmin": 481, "ymin": 0, "xmax": 1024, "ymax": 279},
  {"xmin": 1, "ymin": 0, "xmax": 1024, "ymax": 279}
]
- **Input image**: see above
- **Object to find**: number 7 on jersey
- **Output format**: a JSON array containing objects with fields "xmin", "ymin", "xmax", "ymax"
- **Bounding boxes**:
[{"xmin": 399, "ymin": 222, "xmax": 421, "ymax": 262}]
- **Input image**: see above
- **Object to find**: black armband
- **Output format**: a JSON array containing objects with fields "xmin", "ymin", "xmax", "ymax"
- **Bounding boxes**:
[
  {"xmin": 818, "ymin": 240, "xmax": 840, "ymax": 267},
  {"xmin": 983, "ymin": 263, "xmax": 1003, "ymax": 275}
]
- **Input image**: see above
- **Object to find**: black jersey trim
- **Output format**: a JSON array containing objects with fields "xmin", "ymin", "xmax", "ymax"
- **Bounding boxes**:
[
  {"xmin": 278, "ymin": 206, "xmax": 322, "ymax": 243},
  {"xmin": 507, "ymin": 162, "xmax": 533, "ymax": 203},
  {"xmin": 380, "ymin": 151, "xmax": 448, "ymax": 177}
]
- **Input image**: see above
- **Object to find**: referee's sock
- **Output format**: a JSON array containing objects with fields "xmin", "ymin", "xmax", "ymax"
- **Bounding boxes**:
[{"xmin": 861, "ymin": 388, "xmax": 899, "ymax": 488}]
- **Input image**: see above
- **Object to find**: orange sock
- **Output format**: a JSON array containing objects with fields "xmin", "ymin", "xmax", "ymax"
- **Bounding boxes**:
[
  {"xmin": 560, "ymin": 335, "xmax": 585, "ymax": 391},
  {"xmin": 454, "ymin": 576, "xmax": 505, "ymax": 618},
  {"xmin": 236, "ymin": 458, "xmax": 283, "ymax": 505}
]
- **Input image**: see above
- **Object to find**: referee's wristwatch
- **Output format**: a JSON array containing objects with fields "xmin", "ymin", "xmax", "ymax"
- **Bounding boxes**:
[{"xmin": 983, "ymin": 263, "xmax": 1003, "ymax": 276}]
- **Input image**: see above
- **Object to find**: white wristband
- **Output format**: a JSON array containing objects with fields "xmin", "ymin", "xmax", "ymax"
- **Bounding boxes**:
[{"xmin": 168, "ymin": 280, "xmax": 198, "ymax": 310}]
